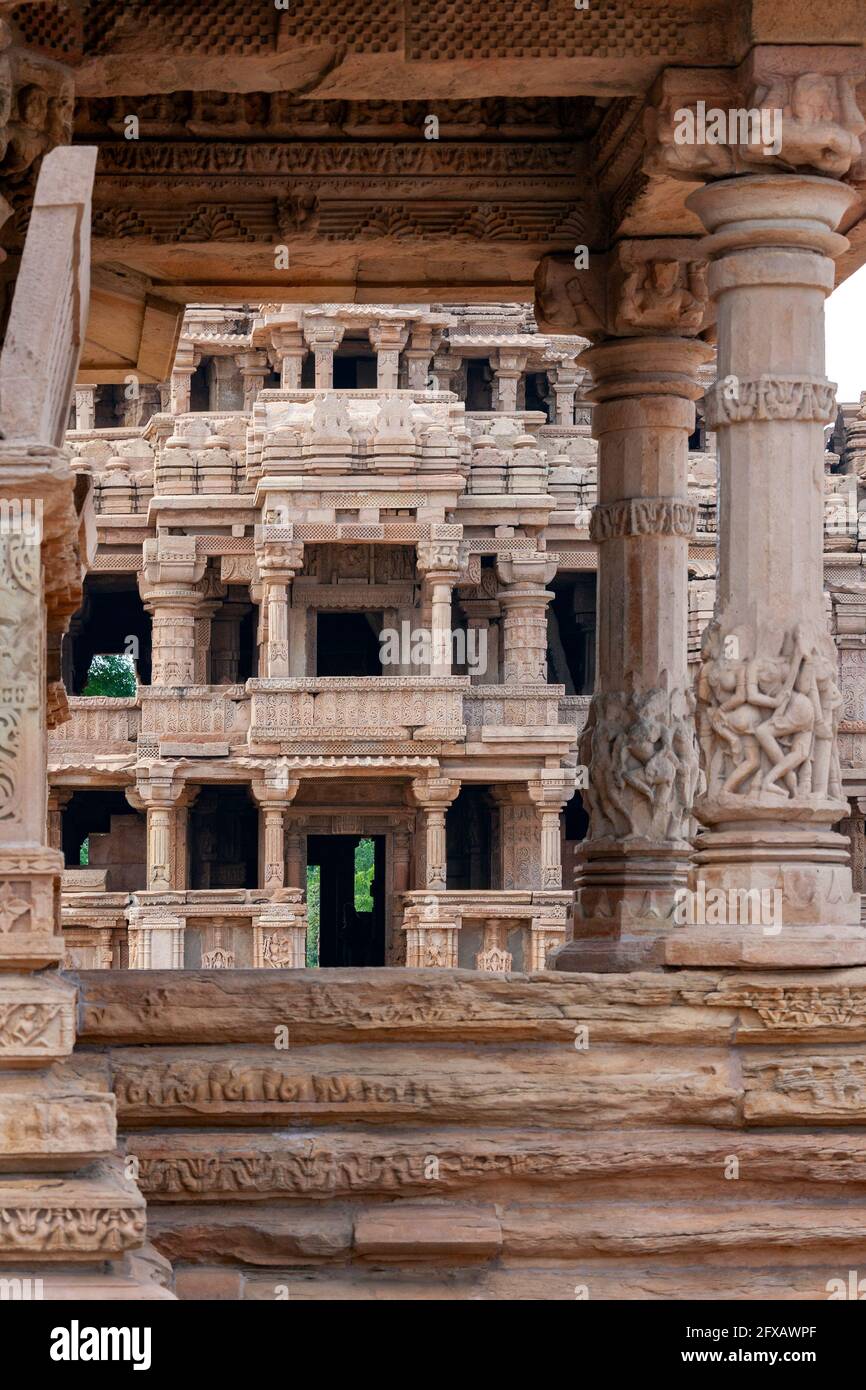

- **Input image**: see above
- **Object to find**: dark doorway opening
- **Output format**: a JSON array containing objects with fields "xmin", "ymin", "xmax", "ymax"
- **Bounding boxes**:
[
  {"xmin": 549, "ymin": 574, "xmax": 596, "ymax": 695},
  {"xmin": 64, "ymin": 575, "xmax": 152, "ymax": 692},
  {"xmin": 333, "ymin": 354, "xmax": 377, "ymax": 388},
  {"xmin": 62, "ymin": 788, "xmax": 146, "ymax": 892},
  {"xmin": 446, "ymin": 786, "xmax": 492, "ymax": 889},
  {"xmin": 188, "ymin": 786, "xmax": 258, "ymax": 889},
  {"xmin": 307, "ymin": 834, "xmax": 385, "ymax": 967},
  {"xmin": 316, "ymin": 611, "xmax": 383, "ymax": 676},
  {"xmin": 465, "ymin": 358, "xmax": 493, "ymax": 411}
]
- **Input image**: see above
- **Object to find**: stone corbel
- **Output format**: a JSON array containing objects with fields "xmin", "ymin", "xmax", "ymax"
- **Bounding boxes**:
[
  {"xmin": 535, "ymin": 240, "xmax": 710, "ymax": 339},
  {"xmin": 643, "ymin": 52, "xmax": 866, "ymax": 184}
]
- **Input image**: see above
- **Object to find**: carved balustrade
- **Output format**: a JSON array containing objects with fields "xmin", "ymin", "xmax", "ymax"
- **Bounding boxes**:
[
  {"xmin": 49, "ymin": 695, "xmax": 141, "ymax": 760},
  {"xmin": 401, "ymin": 889, "xmax": 572, "ymax": 970},
  {"xmin": 248, "ymin": 677, "xmax": 467, "ymax": 751},
  {"xmin": 464, "ymin": 684, "xmax": 577, "ymax": 754},
  {"xmin": 139, "ymin": 686, "xmax": 250, "ymax": 749},
  {"xmin": 126, "ymin": 889, "xmax": 307, "ymax": 969}
]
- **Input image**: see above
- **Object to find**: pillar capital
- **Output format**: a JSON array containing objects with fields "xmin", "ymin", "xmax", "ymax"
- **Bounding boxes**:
[
  {"xmin": 411, "ymin": 777, "xmax": 461, "ymax": 811},
  {"xmin": 416, "ymin": 538, "xmax": 467, "ymax": 582},
  {"xmin": 535, "ymin": 240, "xmax": 710, "ymax": 340},
  {"xmin": 251, "ymin": 776, "xmax": 300, "ymax": 809},
  {"xmin": 140, "ymin": 534, "xmax": 207, "ymax": 594}
]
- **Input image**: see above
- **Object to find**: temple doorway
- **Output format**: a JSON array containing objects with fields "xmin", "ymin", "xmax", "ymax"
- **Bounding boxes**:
[{"xmin": 307, "ymin": 834, "xmax": 386, "ymax": 967}]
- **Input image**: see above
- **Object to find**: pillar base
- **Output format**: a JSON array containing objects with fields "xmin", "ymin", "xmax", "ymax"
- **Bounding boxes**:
[
  {"xmin": 549, "ymin": 922, "xmax": 669, "ymax": 972},
  {"xmin": 666, "ymin": 921, "xmax": 866, "ymax": 968},
  {"xmin": 550, "ymin": 841, "xmax": 689, "ymax": 974}
]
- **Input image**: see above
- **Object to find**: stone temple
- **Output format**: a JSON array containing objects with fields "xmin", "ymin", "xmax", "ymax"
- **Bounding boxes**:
[{"xmin": 3, "ymin": 0, "xmax": 866, "ymax": 1302}]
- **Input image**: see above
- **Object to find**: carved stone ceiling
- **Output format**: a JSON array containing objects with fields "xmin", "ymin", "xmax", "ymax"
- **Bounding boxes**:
[{"xmin": 4, "ymin": 0, "xmax": 866, "ymax": 365}]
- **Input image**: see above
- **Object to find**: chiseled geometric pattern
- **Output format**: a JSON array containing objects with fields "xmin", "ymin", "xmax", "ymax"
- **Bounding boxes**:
[
  {"xmin": 81, "ymin": 0, "xmax": 279, "ymax": 55},
  {"xmin": 408, "ymin": 0, "xmax": 689, "ymax": 61},
  {"xmin": 9, "ymin": 1, "xmax": 81, "ymax": 58},
  {"xmin": 280, "ymin": 0, "xmax": 401, "ymax": 53}
]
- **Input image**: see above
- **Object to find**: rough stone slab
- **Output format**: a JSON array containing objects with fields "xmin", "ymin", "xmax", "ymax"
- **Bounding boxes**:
[
  {"xmin": 148, "ymin": 1204, "xmax": 354, "ymax": 1266},
  {"xmin": 75, "ymin": 967, "xmax": 737, "ymax": 1046},
  {"xmin": 354, "ymin": 1205, "xmax": 502, "ymax": 1258},
  {"xmin": 0, "ymin": 1269, "xmax": 175, "ymax": 1300},
  {"xmin": 126, "ymin": 1128, "xmax": 866, "ymax": 1202},
  {"xmin": 77, "ymin": 965, "xmax": 866, "ymax": 1046},
  {"xmin": 104, "ymin": 1042, "xmax": 739, "ymax": 1129},
  {"xmin": 239, "ymin": 1263, "xmax": 854, "ymax": 1301}
]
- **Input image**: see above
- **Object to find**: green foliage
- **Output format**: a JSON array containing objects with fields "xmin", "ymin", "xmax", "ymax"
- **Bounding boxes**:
[
  {"xmin": 305, "ymin": 863, "xmax": 320, "ymax": 967},
  {"xmin": 82, "ymin": 654, "xmax": 137, "ymax": 698},
  {"xmin": 79, "ymin": 838, "xmax": 89, "ymax": 866},
  {"xmin": 354, "ymin": 837, "xmax": 374, "ymax": 912}
]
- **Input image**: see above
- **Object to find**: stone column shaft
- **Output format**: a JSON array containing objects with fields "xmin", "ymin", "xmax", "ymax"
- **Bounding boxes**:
[
  {"xmin": 552, "ymin": 336, "xmax": 711, "ymax": 971},
  {"xmin": 74, "ymin": 384, "xmax": 96, "ymax": 431},
  {"xmin": 496, "ymin": 554, "xmax": 556, "ymax": 685}
]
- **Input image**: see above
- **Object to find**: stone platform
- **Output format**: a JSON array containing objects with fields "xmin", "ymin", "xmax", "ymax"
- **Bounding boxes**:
[{"xmin": 70, "ymin": 965, "xmax": 866, "ymax": 1300}]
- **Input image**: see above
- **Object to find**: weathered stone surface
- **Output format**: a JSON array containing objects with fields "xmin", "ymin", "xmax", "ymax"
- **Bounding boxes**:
[
  {"xmin": 354, "ymin": 1205, "xmax": 502, "ymax": 1259},
  {"xmin": 104, "ymin": 1042, "xmax": 738, "ymax": 1129},
  {"xmin": 126, "ymin": 1127, "xmax": 866, "ymax": 1202},
  {"xmin": 0, "ymin": 1070, "xmax": 115, "ymax": 1168}
]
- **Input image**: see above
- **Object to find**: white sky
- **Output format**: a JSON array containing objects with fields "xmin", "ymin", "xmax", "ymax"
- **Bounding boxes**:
[{"xmin": 827, "ymin": 264, "xmax": 866, "ymax": 406}]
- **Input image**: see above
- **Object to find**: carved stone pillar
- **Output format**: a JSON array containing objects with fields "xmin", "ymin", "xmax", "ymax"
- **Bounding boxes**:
[
  {"xmin": 528, "ymin": 774, "xmax": 574, "ymax": 889},
  {"xmin": 431, "ymin": 352, "xmax": 461, "ymax": 395},
  {"xmin": 552, "ymin": 335, "xmax": 711, "ymax": 971},
  {"xmin": 286, "ymin": 827, "xmax": 305, "ymax": 889},
  {"xmin": 47, "ymin": 787, "xmax": 72, "ymax": 851},
  {"xmin": 304, "ymin": 321, "xmax": 345, "ymax": 389},
  {"xmin": 170, "ymin": 340, "xmax": 199, "ymax": 414},
  {"xmin": 236, "ymin": 350, "xmax": 270, "ymax": 411},
  {"xmin": 412, "ymin": 778, "xmax": 460, "ymax": 890},
  {"xmin": 404, "ymin": 319, "xmax": 445, "ymax": 390},
  {"xmin": 493, "ymin": 348, "xmax": 528, "ymax": 414},
  {"xmin": 416, "ymin": 539, "xmax": 466, "ymax": 677},
  {"xmin": 549, "ymin": 362, "xmax": 579, "ymax": 426},
  {"xmin": 73, "ymin": 384, "xmax": 96, "ymax": 431},
  {"xmin": 129, "ymin": 772, "xmax": 185, "ymax": 892},
  {"xmin": 270, "ymin": 327, "xmax": 308, "ymax": 390},
  {"xmin": 254, "ymin": 527, "xmax": 304, "ymax": 678},
  {"xmin": 139, "ymin": 535, "xmax": 207, "ymax": 685},
  {"xmin": 370, "ymin": 321, "xmax": 409, "ymax": 390},
  {"xmin": 673, "ymin": 173, "xmax": 863, "ymax": 966},
  {"xmin": 252, "ymin": 775, "xmax": 300, "ymax": 890},
  {"xmin": 496, "ymin": 554, "xmax": 556, "ymax": 685},
  {"xmin": 0, "ymin": 145, "xmax": 162, "ymax": 1297},
  {"xmin": 210, "ymin": 598, "xmax": 249, "ymax": 684}
]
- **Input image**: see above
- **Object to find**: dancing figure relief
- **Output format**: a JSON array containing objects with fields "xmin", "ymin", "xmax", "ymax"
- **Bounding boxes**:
[{"xmin": 697, "ymin": 624, "xmax": 843, "ymax": 803}]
